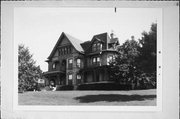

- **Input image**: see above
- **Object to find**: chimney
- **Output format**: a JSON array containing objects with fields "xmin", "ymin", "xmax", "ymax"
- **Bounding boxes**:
[
  {"xmin": 110, "ymin": 30, "xmax": 115, "ymax": 39},
  {"xmin": 131, "ymin": 36, "xmax": 135, "ymax": 40}
]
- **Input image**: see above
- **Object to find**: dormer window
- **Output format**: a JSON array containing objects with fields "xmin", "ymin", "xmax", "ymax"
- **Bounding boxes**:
[
  {"xmin": 92, "ymin": 44, "xmax": 97, "ymax": 52},
  {"xmin": 92, "ymin": 42, "xmax": 102, "ymax": 52},
  {"xmin": 97, "ymin": 43, "xmax": 102, "ymax": 51}
]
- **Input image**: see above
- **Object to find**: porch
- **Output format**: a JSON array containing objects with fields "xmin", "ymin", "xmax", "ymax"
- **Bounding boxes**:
[{"xmin": 43, "ymin": 71, "xmax": 66, "ymax": 87}]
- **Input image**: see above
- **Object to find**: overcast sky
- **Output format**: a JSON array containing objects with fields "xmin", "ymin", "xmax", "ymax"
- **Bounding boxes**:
[{"xmin": 14, "ymin": 8, "xmax": 161, "ymax": 72}]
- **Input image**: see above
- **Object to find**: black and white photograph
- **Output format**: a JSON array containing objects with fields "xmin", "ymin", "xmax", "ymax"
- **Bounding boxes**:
[
  {"xmin": 15, "ymin": 7, "xmax": 160, "ymax": 107},
  {"xmin": 1, "ymin": 1, "xmax": 179, "ymax": 119}
]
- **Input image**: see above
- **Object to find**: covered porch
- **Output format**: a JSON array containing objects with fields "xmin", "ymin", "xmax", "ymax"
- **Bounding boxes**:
[
  {"xmin": 43, "ymin": 71, "xmax": 66, "ymax": 87},
  {"xmin": 80, "ymin": 66, "xmax": 111, "ymax": 84}
]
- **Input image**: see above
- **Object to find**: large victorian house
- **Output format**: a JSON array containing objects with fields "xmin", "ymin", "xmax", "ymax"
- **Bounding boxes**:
[{"xmin": 43, "ymin": 32, "xmax": 119, "ymax": 89}]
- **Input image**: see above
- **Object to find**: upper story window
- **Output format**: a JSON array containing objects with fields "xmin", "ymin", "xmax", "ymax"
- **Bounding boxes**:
[
  {"xmin": 52, "ymin": 63, "xmax": 56, "ymax": 69},
  {"xmin": 62, "ymin": 48, "xmax": 64, "ymax": 55},
  {"xmin": 97, "ymin": 43, "xmax": 102, "ymax": 51},
  {"xmin": 107, "ymin": 55, "xmax": 115, "ymax": 65},
  {"xmin": 68, "ymin": 58, "xmax": 73, "ymax": 69},
  {"xmin": 59, "ymin": 46, "xmax": 72, "ymax": 56},
  {"xmin": 92, "ymin": 44, "xmax": 97, "ymax": 52},
  {"xmin": 64, "ymin": 47, "xmax": 67, "ymax": 55},
  {"xmin": 92, "ymin": 57, "xmax": 100, "ymax": 66},
  {"xmin": 76, "ymin": 58, "xmax": 81, "ymax": 68},
  {"xmin": 92, "ymin": 42, "xmax": 102, "ymax": 52},
  {"xmin": 97, "ymin": 57, "xmax": 100, "ymax": 64}
]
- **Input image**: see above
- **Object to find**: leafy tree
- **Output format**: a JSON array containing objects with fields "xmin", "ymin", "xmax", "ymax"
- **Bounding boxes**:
[
  {"xmin": 109, "ymin": 23, "xmax": 157, "ymax": 89},
  {"xmin": 18, "ymin": 44, "xmax": 42, "ymax": 92},
  {"xmin": 109, "ymin": 36, "xmax": 141, "ymax": 89},
  {"xmin": 138, "ymin": 23, "xmax": 157, "ymax": 74}
]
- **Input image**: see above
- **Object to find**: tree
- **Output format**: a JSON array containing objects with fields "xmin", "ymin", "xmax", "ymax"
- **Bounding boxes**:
[
  {"xmin": 109, "ymin": 36, "xmax": 141, "ymax": 89},
  {"xmin": 109, "ymin": 23, "xmax": 157, "ymax": 89},
  {"xmin": 138, "ymin": 23, "xmax": 157, "ymax": 74},
  {"xmin": 18, "ymin": 44, "xmax": 42, "ymax": 92}
]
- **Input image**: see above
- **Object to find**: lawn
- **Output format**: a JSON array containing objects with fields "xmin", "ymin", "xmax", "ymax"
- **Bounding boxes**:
[{"xmin": 18, "ymin": 89, "xmax": 156, "ymax": 106}]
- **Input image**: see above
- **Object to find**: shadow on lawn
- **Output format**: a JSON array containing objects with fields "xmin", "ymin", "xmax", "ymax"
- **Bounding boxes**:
[{"xmin": 74, "ymin": 94, "xmax": 156, "ymax": 103}]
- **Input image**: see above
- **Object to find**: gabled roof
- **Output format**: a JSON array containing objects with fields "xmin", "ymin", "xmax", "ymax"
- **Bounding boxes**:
[
  {"xmin": 47, "ymin": 32, "xmax": 84, "ymax": 59},
  {"xmin": 80, "ymin": 41, "xmax": 91, "ymax": 51},
  {"xmin": 65, "ymin": 32, "xmax": 84, "ymax": 52},
  {"xmin": 83, "ymin": 32, "xmax": 108, "ymax": 52}
]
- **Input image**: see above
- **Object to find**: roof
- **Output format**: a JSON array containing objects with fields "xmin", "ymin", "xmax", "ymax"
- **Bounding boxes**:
[
  {"xmin": 65, "ymin": 32, "xmax": 84, "ymax": 52},
  {"xmin": 84, "ymin": 32, "xmax": 108, "ymax": 52},
  {"xmin": 47, "ymin": 32, "xmax": 84, "ymax": 59},
  {"xmin": 80, "ymin": 41, "xmax": 91, "ymax": 51},
  {"xmin": 93, "ymin": 32, "xmax": 108, "ymax": 42}
]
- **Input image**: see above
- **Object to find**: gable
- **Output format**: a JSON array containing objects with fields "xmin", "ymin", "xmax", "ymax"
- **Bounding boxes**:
[
  {"xmin": 59, "ymin": 36, "xmax": 71, "ymax": 46},
  {"xmin": 85, "ymin": 33, "xmax": 108, "ymax": 53},
  {"xmin": 47, "ymin": 32, "xmax": 84, "ymax": 59}
]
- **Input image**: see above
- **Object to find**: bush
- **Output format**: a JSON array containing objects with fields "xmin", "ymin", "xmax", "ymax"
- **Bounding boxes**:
[
  {"xmin": 77, "ymin": 83, "xmax": 132, "ymax": 90},
  {"xmin": 56, "ymin": 85, "xmax": 74, "ymax": 91}
]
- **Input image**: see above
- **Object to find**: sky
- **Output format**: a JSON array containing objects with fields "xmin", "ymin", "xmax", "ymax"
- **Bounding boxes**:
[{"xmin": 14, "ymin": 8, "xmax": 161, "ymax": 72}]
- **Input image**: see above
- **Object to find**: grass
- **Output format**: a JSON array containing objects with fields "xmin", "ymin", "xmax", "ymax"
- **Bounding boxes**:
[{"xmin": 18, "ymin": 89, "xmax": 156, "ymax": 106}]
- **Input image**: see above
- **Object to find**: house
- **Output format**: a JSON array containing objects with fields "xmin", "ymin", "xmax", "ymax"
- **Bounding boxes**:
[{"xmin": 43, "ymin": 32, "xmax": 119, "ymax": 89}]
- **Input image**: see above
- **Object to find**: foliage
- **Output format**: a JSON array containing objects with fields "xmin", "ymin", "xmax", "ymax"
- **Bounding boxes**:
[
  {"xmin": 109, "ymin": 23, "xmax": 157, "ymax": 89},
  {"xmin": 138, "ymin": 23, "xmax": 157, "ymax": 74},
  {"xmin": 18, "ymin": 44, "xmax": 42, "ymax": 92}
]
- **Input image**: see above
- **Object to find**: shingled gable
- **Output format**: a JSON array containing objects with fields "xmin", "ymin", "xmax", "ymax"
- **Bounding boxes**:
[{"xmin": 47, "ymin": 32, "xmax": 84, "ymax": 59}]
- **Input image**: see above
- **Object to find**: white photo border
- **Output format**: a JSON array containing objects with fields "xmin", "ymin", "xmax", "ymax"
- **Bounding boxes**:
[{"xmin": 1, "ymin": 1, "xmax": 179, "ymax": 119}]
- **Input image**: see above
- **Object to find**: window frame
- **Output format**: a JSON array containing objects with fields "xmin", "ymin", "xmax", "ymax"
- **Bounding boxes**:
[
  {"xmin": 68, "ymin": 58, "xmax": 73, "ymax": 69},
  {"xmin": 76, "ymin": 58, "xmax": 81, "ymax": 68}
]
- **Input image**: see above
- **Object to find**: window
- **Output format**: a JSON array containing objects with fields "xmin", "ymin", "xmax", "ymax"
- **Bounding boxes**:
[
  {"xmin": 92, "ymin": 43, "xmax": 102, "ymax": 52},
  {"xmin": 68, "ymin": 74, "xmax": 73, "ymax": 85},
  {"xmin": 64, "ymin": 47, "xmax": 67, "ymax": 55},
  {"xmin": 92, "ymin": 57, "xmax": 100, "ymax": 66},
  {"xmin": 97, "ymin": 57, "xmax": 100, "ymax": 65},
  {"xmin": 68, "ymin": 74, "xmax": 72, "ymax": 80},
  {"xmin": 93, "ymin": 57, "xmax": 96, "ymax": 64},
  {"xmin": 77, "ymin": 74, "xmax": 81, "ymax": 79},
  {"xmin": 97, "ymin": 43, "xmax": 102, "ymax": 51},
  {"xmin": 77, "ymin": 59, "xmax": 81, "ymax": 68},
  {"xmin": 52, "ymin": 63, "xmax": 56, "ymax": 69},
  {"xmin": 62, "ymin": 48, "xmax": 64, "ymax": 55},
  {"xmin": 107, "ymin": 55, "xmax": 114, "ymax": 65},
  {"xmin": 92, "ymin": 44, "xmax": 97, "ymax": 52},
  {"xmin": 68, "ymin": 58, "xmax": 73, "ymax": 69}
]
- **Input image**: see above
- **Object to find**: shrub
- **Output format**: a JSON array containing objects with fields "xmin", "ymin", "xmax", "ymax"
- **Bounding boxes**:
[
  {"xmin": 56, "ymin": 85, "xmax": 74, "ymax": 91},
  {"xmin": 77, "ymin": 82, "xmax": 131, "ymax": 90}
]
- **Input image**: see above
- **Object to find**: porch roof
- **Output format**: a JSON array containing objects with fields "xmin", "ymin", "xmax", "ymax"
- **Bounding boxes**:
[{"xmin": 43, "ymin": 70, "xmax": 65, "ymax": 76}]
